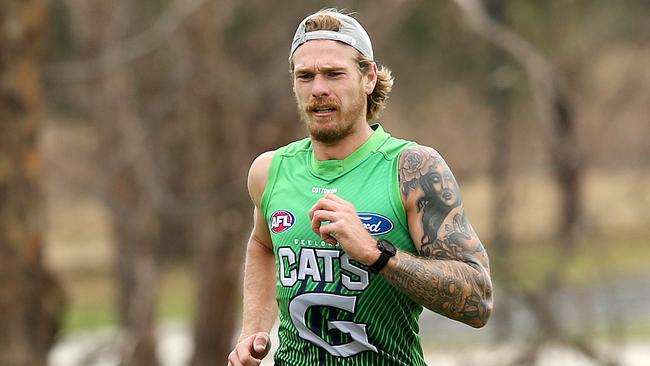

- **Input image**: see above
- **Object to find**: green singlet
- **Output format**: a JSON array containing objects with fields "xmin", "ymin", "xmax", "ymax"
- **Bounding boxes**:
[{"xmin": 261, "ymin": 124, "xmax": 427, "ymax": 365}]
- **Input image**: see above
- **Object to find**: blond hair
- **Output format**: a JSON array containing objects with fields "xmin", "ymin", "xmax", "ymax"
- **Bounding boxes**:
[{"xmin": 289, "ymin": 9, "xmax": 394, "ymax": 121}]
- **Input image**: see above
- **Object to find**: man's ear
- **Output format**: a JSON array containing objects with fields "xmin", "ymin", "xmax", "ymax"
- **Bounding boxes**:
[{"xmin": 365, "ymin": 62, "xmax": 378, "ymax": 95}]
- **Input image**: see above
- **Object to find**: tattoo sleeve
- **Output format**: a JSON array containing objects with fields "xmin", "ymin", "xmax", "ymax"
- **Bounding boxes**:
[{"xmin": 383, "ymin": 146, "xmax": 493, "ymax": 327}]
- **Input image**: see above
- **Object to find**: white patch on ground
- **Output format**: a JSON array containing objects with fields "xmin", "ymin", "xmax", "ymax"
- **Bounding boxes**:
[{"xmin": 50, "ymin": 322, "xmax": 650, "ymax": 366}]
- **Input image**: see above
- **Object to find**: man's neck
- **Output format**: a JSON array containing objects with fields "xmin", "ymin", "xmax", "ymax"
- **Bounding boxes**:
[{"xmin": 311, "ymin": 122, "xmax": 374, "ymax": 161}]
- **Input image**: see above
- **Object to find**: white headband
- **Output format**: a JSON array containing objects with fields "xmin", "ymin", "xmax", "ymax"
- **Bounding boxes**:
[{"xmin": 290, "ymin": 12, "xmax": 374, "ymax": 60}]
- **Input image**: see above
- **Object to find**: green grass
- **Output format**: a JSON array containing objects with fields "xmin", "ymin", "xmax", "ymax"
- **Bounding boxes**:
[
  {"xmin": 60, "ymin": 264, "xmax": 195, "ymax": 334},
  {"xmin": 158, "ymin": 265, "xmax": 195, "ymax": 321},
  {"xmin": 505, "ymin": 235, "xmax": 650, "ymax": 292},
  {"xmin": 63, "ymin": 302, "xmax": 117, "ymax": 333}
]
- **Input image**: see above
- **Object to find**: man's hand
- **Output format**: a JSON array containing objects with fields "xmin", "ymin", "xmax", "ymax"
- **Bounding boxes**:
[
  {"xmin": 308, "ymin": 193, "xmax": 380, "ymax": 266},
  {"xmin": 227, "ymin": 332, "xmax": 271, "ymax": 366}
]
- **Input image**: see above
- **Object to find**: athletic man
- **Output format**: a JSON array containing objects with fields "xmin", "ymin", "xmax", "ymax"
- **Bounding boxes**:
[{"xmin": 228, "ymin": 8, "xmax": 493, "ymax": 366}]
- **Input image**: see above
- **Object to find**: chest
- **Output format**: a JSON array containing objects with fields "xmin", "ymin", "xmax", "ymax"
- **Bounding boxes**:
[{"xmin": 266, "ymin": 157, "xmax": 398, "ymax": 244}]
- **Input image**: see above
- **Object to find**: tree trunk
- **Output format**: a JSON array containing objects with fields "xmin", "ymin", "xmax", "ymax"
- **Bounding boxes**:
[
  {"xmin": 69, "ymin": 1, "xmax": 162, "ymax": 364},
  {"xmin": 482, "ymin": 0, "xmax": 517, "ymax": 341},
  {"xmin": 487, "ymin": 82, "xmax": 516, "ymax": 340},
  {"xmin": 0, "ymin": 1, "xmax": 65, "ymax": 365},
  {"xmin": 181, "ymin": 3, "xmax": 251, "ymax": 364},
  {"xmin": 94, "ymin": 32, "xmax": 161, "ymax": 366},
  {"xmin": 191, "ymin": 207, "xmax": 248, "ymax": 366}
]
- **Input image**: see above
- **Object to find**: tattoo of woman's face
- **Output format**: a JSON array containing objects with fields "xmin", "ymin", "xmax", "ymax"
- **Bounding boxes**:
[
  {"xmin": 427, "ymin": 170, "xmax": 460, "ymax": 208},
  {"xmin": 400, "ymin": 148, "xmax": 462, "ymax": 244}
]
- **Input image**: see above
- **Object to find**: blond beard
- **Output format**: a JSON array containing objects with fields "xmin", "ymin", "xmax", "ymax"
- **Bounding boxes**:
[{"xmin": 297, "ymin": 87, "xmax": 367, "ymax": 144}]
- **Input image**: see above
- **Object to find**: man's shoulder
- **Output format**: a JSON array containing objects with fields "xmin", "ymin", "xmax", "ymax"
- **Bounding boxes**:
[
  {"xmin": 248, "ymin": 137, "xmax": 310, "ymax": 174},
  {"xmin": 377, "ymin": 132, "xmax": 417, "ymax": 160},
  {"xmin": 276, "ymin": 136, "xmax": 312, "ymax": 156},
  {"xmin": 246, "ymin": 136, "xmax": 311, "ymax": 204},
  {"xmin": 250, "ymin": 150, "xmax": 276, "ymax": 170},
  {"xmin": 248, "ymin": 150, "xmax": 276, "ymax": 205},
  {"xmin": 399, "ymin": 144, "xmax": 449, "ymax": 180},
  {"xmin": 400, "ymin": 144, "xmax": 442, "ymax": 156}
]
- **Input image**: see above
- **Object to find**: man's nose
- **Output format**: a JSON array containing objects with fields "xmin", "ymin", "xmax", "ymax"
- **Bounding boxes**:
[{"xmin": 311, "ymin": 75, "xmax": 331, "ymax": 97}]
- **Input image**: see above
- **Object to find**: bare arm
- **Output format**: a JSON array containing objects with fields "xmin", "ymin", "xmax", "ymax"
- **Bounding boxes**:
[
  {"xmin": 240, "ymin": 150, "xmax": 277, "ymax": 339},
  {"xmin": 229, "ymin": 151, "xmax": 276, "ymax": 365},
  {"xmin": 381, "ymin": 145, "xmax": 493, "ymax": 328},
  {"xmin": 240, "ymin": 207, "xmax": 277, "ymax": 339}
]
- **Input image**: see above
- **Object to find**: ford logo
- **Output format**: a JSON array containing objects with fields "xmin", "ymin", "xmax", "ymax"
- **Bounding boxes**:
[{"xmin": 358, "ymin": 212, "xmax": 394, "ymax": 236}]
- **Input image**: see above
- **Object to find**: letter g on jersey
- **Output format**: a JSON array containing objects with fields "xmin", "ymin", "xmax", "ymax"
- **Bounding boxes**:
[{"xmin": 289, "ymin": 293, "xmax": 378, "ymax": 357}]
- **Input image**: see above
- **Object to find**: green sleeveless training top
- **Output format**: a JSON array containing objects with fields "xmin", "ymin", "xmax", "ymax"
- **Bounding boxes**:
[{"xmin": 261, "ymin": 124, "xmax": 426, "ymax": 365}]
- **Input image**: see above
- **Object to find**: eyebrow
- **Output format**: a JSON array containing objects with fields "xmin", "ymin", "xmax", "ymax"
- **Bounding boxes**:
[{"xmin": 294, "ymin": 65, "xmax": 348, "ymax": 74}]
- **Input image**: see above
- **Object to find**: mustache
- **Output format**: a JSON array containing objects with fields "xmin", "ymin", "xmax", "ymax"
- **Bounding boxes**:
[{"xmin": 305, "ymin": 98, "xmax": 340, "ymax": 112}]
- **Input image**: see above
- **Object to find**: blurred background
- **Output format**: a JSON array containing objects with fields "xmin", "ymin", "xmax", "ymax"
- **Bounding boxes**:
[{"xmin": 1, "ymin": 0, "xmax": 649, "ymax": 365}]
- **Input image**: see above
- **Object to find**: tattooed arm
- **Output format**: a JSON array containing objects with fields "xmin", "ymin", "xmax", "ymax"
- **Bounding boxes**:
[{"xmin": 381, "ymin": 145, "xmax": 493, "ymax": 328}]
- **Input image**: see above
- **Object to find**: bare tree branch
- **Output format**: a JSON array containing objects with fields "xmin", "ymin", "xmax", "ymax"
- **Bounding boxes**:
[
  {"xmin": 44, "ymin": 0, "xmax": 209, "ymax": 84},
  {"xmin": 453, "ymin": 0, "xmax": 581, "ymax": 167}
]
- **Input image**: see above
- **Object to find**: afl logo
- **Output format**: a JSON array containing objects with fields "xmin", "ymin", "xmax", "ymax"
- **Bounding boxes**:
[
  {"xmin": 358, "ymin": 212, "xmax": 394, "ymax": 236},
  {"xmin": 270, "ymin": 210, "xmax": 295, "ymax": 234}
]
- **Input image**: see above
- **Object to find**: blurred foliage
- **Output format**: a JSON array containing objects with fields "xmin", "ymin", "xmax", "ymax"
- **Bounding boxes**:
[
  {"xmin": 34, "ymin": 1, "xmax": 650, "ymax": 363},
  {"xmin": 46, "ymin": 0, "xmax": 75, "ymax": 61}
]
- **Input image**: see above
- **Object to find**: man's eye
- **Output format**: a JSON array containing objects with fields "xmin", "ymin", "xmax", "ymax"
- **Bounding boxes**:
[
  {"xmin": 328, "ymin": 72, "xmax": 343, "ymax": 77},
  {"xmin": 297, "ymin": 74, "xmax": 313, "ymax": 80}
]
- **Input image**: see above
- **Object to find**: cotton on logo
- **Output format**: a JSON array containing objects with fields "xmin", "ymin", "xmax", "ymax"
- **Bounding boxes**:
[{"xmin": 271, "ymin": 210, "xmax": 295, "ymax": 233}]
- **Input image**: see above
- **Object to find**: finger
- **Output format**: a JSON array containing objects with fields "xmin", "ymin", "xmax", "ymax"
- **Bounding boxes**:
[
  {"xmin": 252, "ymin": 333, "xmax": 271, "ymax": 359},
  {"xmin": 228, "ymin": 349, "xmax": 243, "ymax": 366},
  {"xmin": 318, "ymin": 221, "xmax": 341, "ymax": 243},
  {"xmin": 308, "ymin": 201, "xmax": 318, "ymax": 221},
  {"xmin": 235, "ymin": 344, "xmax": 261, "ymax": 366},
  {"xmin": 310, "ymin": 210, "xmax": 338, "ymax": 236},
  {"xmin": 309, "ymin": 197, "xmax": 338, "ymax": 218},
  {"xmin": 227, "ymin": 356, "xmax": 242, "ymax": 366},
  {"xmin": 324, "ymin": 236, "xmax": 338, "ymax": 246},
  {"xmin": 234, "ymin": 346, "xmax": 248, "ymax": 366},
  {"xmin": 324, "ymin": 192, "xmax": 343, "ymax": 202},
  {"xmin": 309, "ymin": 196, "xmax": 341, "ymax": 220},
  {"xmin": 312, "ymin": 222, "xmax": 340, "ymax": 244},
  {"xmin": 311, "ymin": 209, "xmax": 337, "ymax": 225},
  {"xmin": 323, "ymin": 193, "xmax": 354, "ymax": 210},
  {"xmin": 323, "ymin": 193, "xmax": 352, "ymax": 209}
]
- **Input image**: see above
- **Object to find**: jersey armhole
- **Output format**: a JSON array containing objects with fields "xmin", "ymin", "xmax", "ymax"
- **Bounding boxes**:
[
  {"xmin": 260, "ymin": 149, "xmax": 284, "ymax": 219},
  {"xmin": 388, "ymin": 142, "xmax": 417, "ymax": 236},
  {"xmin": 260, "ymin": 138, "xmax": 311, "ymax": 218}
]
